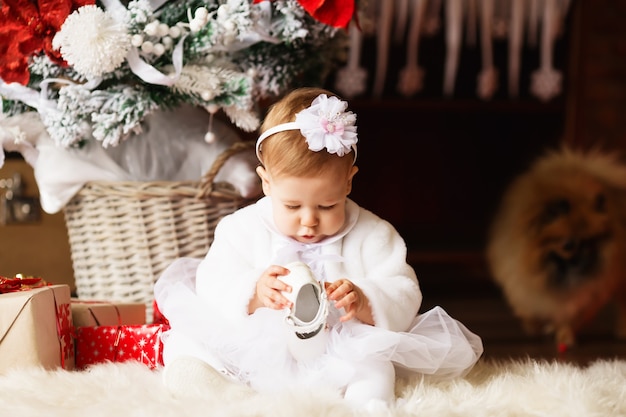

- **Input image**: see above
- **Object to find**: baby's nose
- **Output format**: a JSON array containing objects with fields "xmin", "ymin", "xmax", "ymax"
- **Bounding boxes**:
[{"xmin": 300, "ymin": 210, "xmax": 318, "ymax": 227}]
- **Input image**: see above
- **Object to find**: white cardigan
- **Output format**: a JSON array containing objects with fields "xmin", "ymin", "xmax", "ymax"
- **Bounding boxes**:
[{"xmin": 195, "ymin": 197, "xmax": 422, "ymax": 332}]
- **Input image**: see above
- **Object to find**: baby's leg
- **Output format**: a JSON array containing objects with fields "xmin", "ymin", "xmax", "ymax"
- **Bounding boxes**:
[
  {"xmin": 162, "ymin": 330, "xmax": 252, "ymax": 400},
  {"xmin": 162, "ymin": 329, "xmax": 225, "ymax": 370},
  {"xmin": 343, "ymin": 360, "xmax": 396, "ymax": 410}
]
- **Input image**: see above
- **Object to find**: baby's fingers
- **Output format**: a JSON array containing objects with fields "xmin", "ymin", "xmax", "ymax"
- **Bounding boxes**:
[
  {"xmin": 266, "ymin": 265, "xmax": 292, "ymax": 292},
  {"xmin": 257, "ymin": 265, "xmax": 292, "ymax": 310},
  {"xmin": 339, "ymin": 305, "xmax": 357, "ymax": 322},
  {"xmin": 333, "ymin": 289, "xmax": 359, "ymax": 310},
  {"xmin": 325, "ymin": 279, "xmax": 352, "ymax": 301},
  {"xmin": 264, "ymin": 290, "xmax": 291, "ymax": 310}
]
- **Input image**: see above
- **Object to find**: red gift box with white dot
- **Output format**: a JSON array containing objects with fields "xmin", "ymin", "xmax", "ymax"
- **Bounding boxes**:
[{"xmin": 75, "ymin": 324, "xmax": 169, "ymax": 370}]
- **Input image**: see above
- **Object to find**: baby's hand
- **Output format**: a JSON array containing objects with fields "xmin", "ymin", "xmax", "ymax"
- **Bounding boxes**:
[
  {"xmin": 251, "ymin": 265, "xmax": 293, "ymax": 312},
  {"xmin": 325, "ymin": 279, "xmax": 366, "ymax": 322}
]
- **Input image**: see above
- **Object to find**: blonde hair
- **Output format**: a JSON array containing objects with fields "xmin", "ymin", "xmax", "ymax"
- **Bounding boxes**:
[{"xmin": 258, "ymin": 87, "xmax": 355, "ymax": 177}]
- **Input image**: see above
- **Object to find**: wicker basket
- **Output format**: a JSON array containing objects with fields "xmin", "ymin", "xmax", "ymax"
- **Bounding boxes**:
[{"xmin": 63, "ymin": 141, "xmax": 259, "ymax": 321}]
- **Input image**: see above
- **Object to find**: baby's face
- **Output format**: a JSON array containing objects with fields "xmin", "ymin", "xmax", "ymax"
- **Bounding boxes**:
[{"xmin": 261, "ymin": 166, "xmax": 356, "ymax": 244}]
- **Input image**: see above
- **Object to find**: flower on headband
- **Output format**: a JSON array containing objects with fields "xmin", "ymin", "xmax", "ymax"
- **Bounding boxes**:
[{"xmin": 296, "ymin": 94, "xmax": 357, "ymax": 157}]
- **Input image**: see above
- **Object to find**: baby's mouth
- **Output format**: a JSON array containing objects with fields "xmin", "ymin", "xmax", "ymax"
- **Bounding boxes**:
[{"xmin": 298, "ymin": 234, "xmax": 322, "ymax": 243}]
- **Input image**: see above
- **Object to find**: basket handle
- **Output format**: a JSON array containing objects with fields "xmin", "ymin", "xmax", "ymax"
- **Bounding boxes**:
[{"xmin": 197, "ymin": 141, "xmax": 256, "ymax": 198}]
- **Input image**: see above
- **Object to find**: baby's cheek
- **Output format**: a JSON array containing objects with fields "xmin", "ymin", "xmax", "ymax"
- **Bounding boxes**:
[{"xmin": 327, "ymin": 213, "xmax": 346, "ymax": 234}]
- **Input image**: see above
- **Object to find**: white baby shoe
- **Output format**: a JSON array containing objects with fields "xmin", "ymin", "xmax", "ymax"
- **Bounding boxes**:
[{"xmin": 281, "ymin": 262, "xmax": 329, "ymax": 362}]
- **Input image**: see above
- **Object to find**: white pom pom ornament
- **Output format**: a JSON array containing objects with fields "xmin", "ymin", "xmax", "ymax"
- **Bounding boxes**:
[{"xmin": 53, "ymin": 5, "xmax": 131, "ymax": 78}]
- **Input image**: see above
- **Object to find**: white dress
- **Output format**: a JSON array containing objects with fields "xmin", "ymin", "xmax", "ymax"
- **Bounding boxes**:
[{"xmin": 154, "ymin": 197, "xmax": 483, "ymax": 394}]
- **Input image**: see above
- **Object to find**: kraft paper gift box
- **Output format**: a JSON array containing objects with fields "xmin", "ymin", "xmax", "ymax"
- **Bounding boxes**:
[
  {"xmin": 0, "ymin": 285, "xmax": 75, "ymax": 373},
  {"xmin": 75, "ymin": 323, "xmax": 168, "ymax": 370},
  {"xmin": 71, "ymin": 300, "xmax": 146, "ymax": 327}
]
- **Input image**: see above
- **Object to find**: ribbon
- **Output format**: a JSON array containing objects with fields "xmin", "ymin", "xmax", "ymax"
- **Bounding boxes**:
[
  {"xmin": 0, "ymin": 80, "xmax": 57, "ymax": 114},
  {"xmin": 53, "ymin": 297, "xmax": 75, "ymax": 369},
  {"xmin": 274, "ymin": 241, "xmax": 344, "ymax": 283},
  {"xmin": 126, "ymin": 35, "xmax": 187, "ymax": 86},
  {"xmin": 38, "ymin": 77, "xmax": 81, "ymax": 101},
  {"xmin": 0, "ymin": 275, "xmax": 48, "ymax": 293}
]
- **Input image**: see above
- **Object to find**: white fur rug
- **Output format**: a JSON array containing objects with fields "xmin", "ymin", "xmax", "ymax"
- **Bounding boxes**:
[{"xmin": 0, "ymin": 359, "xmax": 625, "ymax": 417}]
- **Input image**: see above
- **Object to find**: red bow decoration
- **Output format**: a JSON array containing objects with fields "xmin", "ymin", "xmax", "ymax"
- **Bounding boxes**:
[
  {"xmin": 0, "ymin": 275, "xmax": 48, "ymax": 293},
  {"xmin": 0, "ymin": 0, "xmax": 95, "ymax": 85},
  {"xmin": 254, "ymin": 0, "xmax": 355, "ymax": 30}
]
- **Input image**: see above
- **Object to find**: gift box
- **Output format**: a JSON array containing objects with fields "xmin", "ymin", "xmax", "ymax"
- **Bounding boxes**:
[
  {"xmin": 75, "ymin": 324, "xmax": 168, "ymax": 370},
  {"xmin": 152, "ymin": 300, "xmax": 169, "ymax": 326},
  {"xmin": 71, "ymin": 300, "xmax": 146, "ymax": 327},
  {"xmin": 0, "ymin": 284, "xmax": 75, "ymax": 373}
]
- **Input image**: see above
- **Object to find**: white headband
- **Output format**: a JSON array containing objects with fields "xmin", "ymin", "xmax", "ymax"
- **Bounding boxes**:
[{"xmin": 256, "ymin": 94, "xmax": 358, "ymax": 163}]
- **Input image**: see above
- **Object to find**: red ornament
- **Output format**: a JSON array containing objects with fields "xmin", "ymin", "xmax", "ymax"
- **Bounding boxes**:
[
  {"xmin": 297, "ymin": 0, "xmax": 354, "ymax": 29},
  {"xmin": 253, "ymin": 0, "xmax": 355, "ymax": 29},
  {"xmin": 0, "ymin": 0, "xmax": 95, "ymax": 85}
]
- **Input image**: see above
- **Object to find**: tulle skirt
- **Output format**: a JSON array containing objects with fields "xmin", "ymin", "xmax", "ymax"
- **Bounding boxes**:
[{"xmin": 154, "ymin": 258, "xmax": 484, "ymax": 393}]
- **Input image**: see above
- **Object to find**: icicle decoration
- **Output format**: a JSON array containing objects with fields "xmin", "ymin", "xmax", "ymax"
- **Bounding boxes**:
[
  {"xmin": 508, "ymin": 0, "xmax": 525, "ymax": 97},
  {"xmin": 530, "ymin": 0, "xmax": 563, "ymax": 101},
  {"xmin": 397, "ymin": 0, "xmax": 428, "ymax": 97},
  {"xmin": 476, "ymin": 0, "xmax": 498, "ymax": 100},
  {"xmin": 443, "ymin": 0, "xmax": 463, "ymax": 96},
  {"xmin": 334, "ymin": 22, "xmax": 368, "ymax": 99},
  {"xmin": 335, "ymin": 0, "xmax": 572, "ymax": 101},
  {"xmin": 372, "ymin": 0, "xmax": 395, "ymax": 97}
]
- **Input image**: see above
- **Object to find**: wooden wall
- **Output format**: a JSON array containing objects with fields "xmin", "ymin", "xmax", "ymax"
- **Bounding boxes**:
[{"xmin": 0, "ymin": 159, "xmax": 74, "ymax": 291}]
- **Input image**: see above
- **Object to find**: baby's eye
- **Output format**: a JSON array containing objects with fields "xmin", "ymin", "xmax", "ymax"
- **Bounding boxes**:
[
  {"xmin": 319, "ymin": 205, "xmax": 336, "ymax": 210},
  {"xmin": 285, "ymin": 205, "xmax": 300, "ymax": 210}
]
